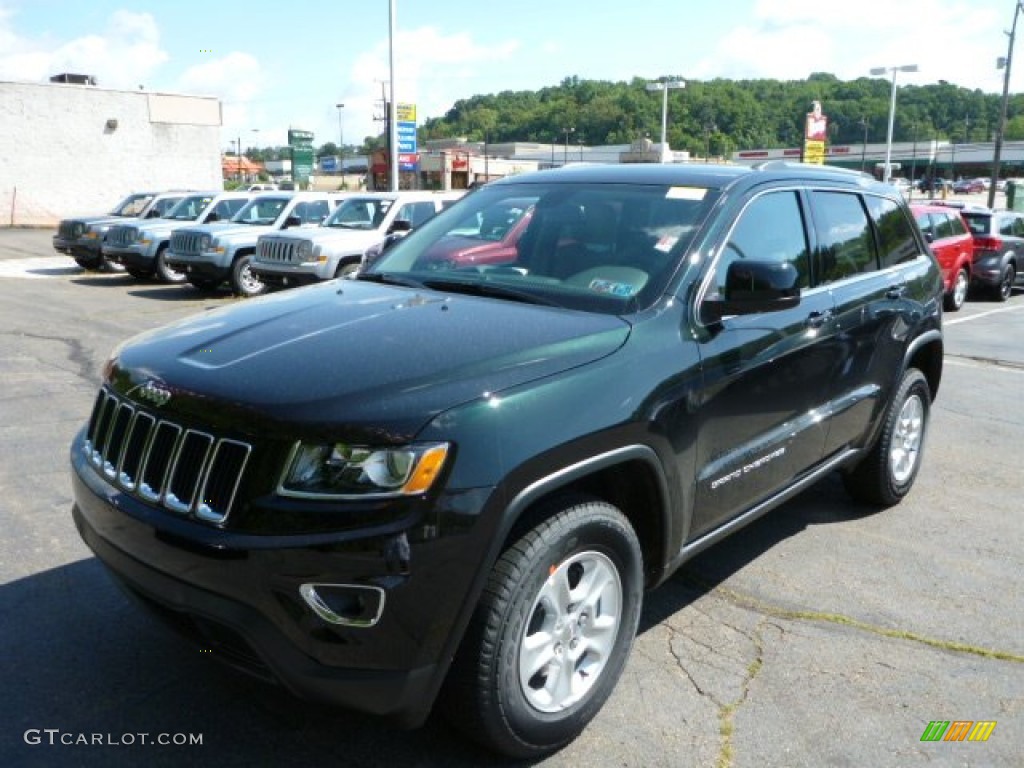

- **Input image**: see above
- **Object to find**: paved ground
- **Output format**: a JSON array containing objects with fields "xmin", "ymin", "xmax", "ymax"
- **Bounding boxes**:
[{"xmin": 0, "ymin": 228, "xmax": 1021, "ymax": 767}]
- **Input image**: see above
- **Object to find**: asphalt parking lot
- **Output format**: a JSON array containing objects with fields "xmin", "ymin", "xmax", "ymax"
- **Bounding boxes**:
[{"xmin": 1, "ymin": 226, "xmax": 1022, "ymax": 768}]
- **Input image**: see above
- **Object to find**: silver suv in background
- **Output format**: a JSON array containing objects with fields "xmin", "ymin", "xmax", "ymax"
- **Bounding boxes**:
[
  {"xmin": 102, "ymin": 191, "xmax": 254, "ymax": 283},
  {"xmin": 251, "ymin": 191, "xmax": 464, "ymax": 287},
  {"xmin": 165, "ymin": 192, "xmax": 341, "ymax": 296},
  {"xmin": 54, "ymin": 192, "xmax": 186, "ymax": 271},
  {"xmin": 960, "ymin": 207, "xmax": 1024, "ymax": 301}
]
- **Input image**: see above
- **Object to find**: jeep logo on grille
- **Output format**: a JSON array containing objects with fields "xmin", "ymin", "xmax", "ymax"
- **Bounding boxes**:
[{"xmin": 128, "ymin": 379, "xmax": 173, "ymax": 407}]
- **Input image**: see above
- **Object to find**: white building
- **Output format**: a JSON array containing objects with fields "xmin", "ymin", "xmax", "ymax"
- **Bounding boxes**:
[{"xmin": 1, "ymin": 77, "xmax": 223, "ymax": 227}]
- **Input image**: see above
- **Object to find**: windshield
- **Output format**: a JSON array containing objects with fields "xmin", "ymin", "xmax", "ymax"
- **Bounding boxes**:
[
  {"xmin": 231, "ymin": 196, "xmax": 290, "ymax": 225},
  {"xmin": 363, "ymin": 181, "xmax": 718, "ymax": 315},
  {"xmin": 325, "ymin": 197, "xmax": 394, "ymax": 230},
  {"xmin": 165, "ymin": 194, "xmax": 215, "ymax": 221},
  {"xmin": 111, "ymin": 193, "xmax": 154, "ymax": 217}
]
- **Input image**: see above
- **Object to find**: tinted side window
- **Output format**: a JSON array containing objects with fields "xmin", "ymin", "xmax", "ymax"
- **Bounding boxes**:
[
  {"xmin": 865, "ymin": 195, "xmax": 918, "ymax": 268},
  {"xmin": 962, "ymin": 213, "xmax": 989, "ymax": 236},
  {"xmin": 301, "ymin": 200, "xmax": 330, "ymax": 224},
  {"xmin": 935, "ymin": 212, "xmax": 955, "ymax": 240},
  {"xmin": 1013, "ymin": 216, "xmax": 1024, "ymax": 237},
  {"xmin": 397, "ymin": 202, "xmax": 439, "ymax": 228},
  {"xmin": 998, "ymin": 216, "xmax": 1015, "ymax": 237},
  {"xmin": 913, "ymin": 211, "xmax": 934, "ymax": 240},
  {"xmin": 714, "ymin": 191, "xmax": 810, "ymax": 295},
  {"xmin": 810, "ymin": 191, "xmax": 878, "ymax": 282},
  {"xmin": 217, "ymin": 199, "xmax": 247, "ymax": 218},
  {"xmin": 947, "ymin": 213, "xmax": 967, "ymax": 237}
]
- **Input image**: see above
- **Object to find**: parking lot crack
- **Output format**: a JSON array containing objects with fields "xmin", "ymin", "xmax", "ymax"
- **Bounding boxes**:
[
  {"xmin": 5, "ymin": 330, "xmax": 98, "ymax": 384},
  {"xmin": 714, "ymin": 619, "xmax": 765, "ymax": 768},
  {"xmin": 689, "ymin": 578, "xmax": 1024, "ymax": 665}
]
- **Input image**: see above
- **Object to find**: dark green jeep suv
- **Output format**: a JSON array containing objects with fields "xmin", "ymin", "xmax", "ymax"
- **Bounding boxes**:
[{"xmin": 71, "ymin": 162, "xmax": 943, "ymax": 758}]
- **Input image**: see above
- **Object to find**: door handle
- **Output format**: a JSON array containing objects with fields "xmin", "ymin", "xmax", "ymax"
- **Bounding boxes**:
[
  {"xmin": 886, "ymin": 284, "xmax": 907, "ymax": 300},
  {"xmin": 806, "ymin": 309, "xmax": 833, "ymax": 329}
]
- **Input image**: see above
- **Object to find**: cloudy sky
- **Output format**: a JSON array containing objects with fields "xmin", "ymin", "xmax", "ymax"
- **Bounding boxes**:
[{"xmin": 0, "ymin": 0, "xmax": 1015, "ymax": 151}]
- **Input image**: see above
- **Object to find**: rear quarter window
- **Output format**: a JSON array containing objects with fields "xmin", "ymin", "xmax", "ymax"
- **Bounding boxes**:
[
  {"xmin": 809, "ymin": 191, "xmax": 878, "ymax": 281},
  {"xmin": 865, "ymin": 195, "xmax": 918, "ymax": 268}
]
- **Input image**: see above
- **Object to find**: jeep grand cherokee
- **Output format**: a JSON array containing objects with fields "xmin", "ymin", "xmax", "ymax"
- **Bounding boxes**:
[{"xmin": 70, "ymin": 162, "xmax": 943, "ymax": 758}]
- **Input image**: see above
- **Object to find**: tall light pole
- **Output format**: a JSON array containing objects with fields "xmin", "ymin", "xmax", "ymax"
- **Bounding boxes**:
[
  {"xmin": 989, "ymin": 1, "xmax": 1024, "ymax": 208},
  {"xmin": 388, "ymin": 0, "xmax": 398, "ymax": 192},
  {"xmin": 870, "ymin": 64, "xmax": 918, "ymax": 183},
  {"xmin": 645, "ymin": 78, "xmax": 685, "ymax": 162},
  {"xmin": 562, "ymin": 126, "xmax": 575, "ymax": 164},
  {"xmin": 335, "ymin": 103, "xmax": 345, "ymax": 187}
]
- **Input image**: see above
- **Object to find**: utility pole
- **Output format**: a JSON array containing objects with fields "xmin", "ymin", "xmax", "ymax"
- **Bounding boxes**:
[{"xmin": 989, "ymin": 1, "xmax": 1023, "ymax": 208}]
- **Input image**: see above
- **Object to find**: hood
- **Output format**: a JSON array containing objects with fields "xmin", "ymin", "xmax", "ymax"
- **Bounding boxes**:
[
  {"xmin": 110, "ymin": 280, "xmax": 630, "ymax": 442},
  {"xmin": 67, "ymin": 214, "xmax": 129, "ymax": 226},
  {"xmin": 136, "ymin": 218, "xmax": 196, "ymax": 235}
]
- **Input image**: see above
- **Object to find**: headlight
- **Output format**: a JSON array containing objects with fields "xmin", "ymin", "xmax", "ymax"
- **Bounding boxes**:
[
  {"xmin": 205, "ymin": 237, "xmax": 225, "ymax": 254},
  {"xmin": 71, "ymin": 222, "xmax": 85, "ymax": 238},
  {"xmin": 279, "ymin": 442, "xmax": 449, "ymax": 498},
  {"xmin": 296, "ymin": 240, "xmax": 313, "ymax": 261},
  {"xmin": 199, "ymin": 234, "xmax": 212, "ymax": 251}
]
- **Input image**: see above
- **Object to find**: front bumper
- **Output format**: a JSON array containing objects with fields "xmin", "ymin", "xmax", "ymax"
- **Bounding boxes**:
[
  {"xmin": 69, "ymin": 439, "xmax": 492, "ymax": 726},
  {"xmin": 251, "ymin": 262, "xmax": 323, "ymax": 287},
  {"xmin": 166, "ymin": 254, "xmax": 230, "ymax": 282},
  {"xmin": 104, "ymin": 245, "xmax": 154, "ymax": 269}
]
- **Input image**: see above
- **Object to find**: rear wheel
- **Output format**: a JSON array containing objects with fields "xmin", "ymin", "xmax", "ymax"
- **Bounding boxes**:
[
  {"xmin": 155, "ymin": 245, "xmax": 187, "ymax": 284},
  {"xmin": 843, "ymin": 368, "xmax": 930, "ymax": 507},
  {"xmin": 442, "ymin": 498, "xmax": 643, "ymax": 759},
  {"xmin": 230, "ymin": 254, "xmax": 266, "ymax": 297},
  {"xmin": 993, "ymin": 264, "xmax": 1014, "ymax": 302},
  {"xmin": 943, "ymin": 268, "xmax": 968, "ymax": 311}
]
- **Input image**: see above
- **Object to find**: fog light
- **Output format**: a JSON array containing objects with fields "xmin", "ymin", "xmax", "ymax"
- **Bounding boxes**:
[{"xmin": 299, "ymin": 583, "xmax": 385, "ymax": 627}]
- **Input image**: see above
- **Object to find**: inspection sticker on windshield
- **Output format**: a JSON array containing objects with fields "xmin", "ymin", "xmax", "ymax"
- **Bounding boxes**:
[
  {"xmin": 589, "ymin": 279, "xmax": 637, "ymax": 297},
  {"xmin": 654, "ymin": 235, "xmax": 679, "ymax": 253},
  {"xmin": 666, "ymin": 186, "xmax": 706, "ymax": 200}
]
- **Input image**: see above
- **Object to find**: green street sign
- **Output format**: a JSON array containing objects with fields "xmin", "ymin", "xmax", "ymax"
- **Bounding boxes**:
[
  {"xmin": 288, "ymin": 129, "xmax": 314, "ymax": 146},
  {"xmin": 291, "ymin": 145, "xmax": 314, "ymax": 183}
]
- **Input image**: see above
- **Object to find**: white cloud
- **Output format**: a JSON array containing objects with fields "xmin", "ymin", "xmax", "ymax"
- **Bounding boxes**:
[
  {"xmin": 341, "ymin": 26, "xmax": 520, "ymax": 143},
  {"xmin": 695, "ymin": 0, "xmax": 1006, "ymax": 93},
  {"xmin": 0, "ymin": 8, "xmax": 167, "ymax": 88}
]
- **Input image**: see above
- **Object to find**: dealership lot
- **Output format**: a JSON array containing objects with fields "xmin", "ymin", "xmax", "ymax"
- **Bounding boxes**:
[{"xmin": 0, "ymin": 227, "xmax": 1021, "ymax": 767}]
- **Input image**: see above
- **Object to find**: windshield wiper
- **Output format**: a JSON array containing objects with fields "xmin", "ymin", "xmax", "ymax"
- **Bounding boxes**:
[
  {"xmin": 421, "ymin": 278, "xmax": 565, "ymax": 308},
  {"xmin": 356, "ymin": 272, "xmax": 427, "ymax": 289}
]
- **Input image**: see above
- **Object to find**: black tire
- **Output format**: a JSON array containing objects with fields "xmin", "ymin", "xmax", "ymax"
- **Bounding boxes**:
[
  {"xmin": 442, "ymin": 498, "xmax": 643, "ymax": 759},
  {"xmin": 843, "ymin": 368, "xmax": 930, "ymax": 507},
  {"xmin": 73, "ymin": 253, "xmax": 104, "ymax": 271},
  {"xmin": 334, "ymin": 260, "xmax": 360, "ymax": 279},
  {"xmin": 187, "ymin": 277, "xmax": 220, "ymax": 293},
  {"xmin": 125, "ymin": 267, "xmax": 151, "ymax": 280},
  {"xmin": 230, "ymin": 254, "xmax": 266, "ymax": 297},
  {"xmin": 943, "ymin": 267, "xmax": 968, "ymax": 312},
  {"xmin": 993, "ymin": 264, "xmax": 1014, "ymax": 302},
  {"xmin": 155, "ymin": 245, "xmax": 187, "ymax": 284}
]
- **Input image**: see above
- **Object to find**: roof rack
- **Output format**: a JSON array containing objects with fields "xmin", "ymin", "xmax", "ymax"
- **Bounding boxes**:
[{"xmin": 749, "ymin": 160, "xmax": 871, "ymax": 178}]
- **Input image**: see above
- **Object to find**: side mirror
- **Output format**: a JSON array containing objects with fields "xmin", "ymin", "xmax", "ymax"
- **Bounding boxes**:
[
  {"xmin": 922, "ymin": 231, "xmax": 934, "ymax": 243},
  {"xmin": 388, "ymin": 219, "xmax": 413, "ymax": 235},
  {"xmin": 205, "ymin": 211, "xmax": 220, "ymax": 223},
  {"xmin": 703, "ymin": 260, "xmax": 801, "ymax": 322},
  {"xmin": 284, "ymin": 215, "xmax": 302, "ymax": 229},
  {"xmin": 145, "ymin": 209, "xmax": 162, "ymax": 219}
]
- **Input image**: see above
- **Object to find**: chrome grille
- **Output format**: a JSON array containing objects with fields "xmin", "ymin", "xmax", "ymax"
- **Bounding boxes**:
[
  {"xmin": 171, "ymin": 231, "xmax": 203, "ymax": 258},
  {"xmin": 257, "ymin": 238, "xmax": 298, "ymax": 264},
  {"xmin": 84, "ymin": 387, "xmax": 251, "ymax": 524},
  {"xmin": 106, "ymin": 225, "xmax": 138, "ymax": 247}
]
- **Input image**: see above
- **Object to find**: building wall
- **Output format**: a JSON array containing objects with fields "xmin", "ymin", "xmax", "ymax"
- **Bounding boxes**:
[{"xmin": 0, "ymin": 80, "xmax": 223, "ymax": 227}]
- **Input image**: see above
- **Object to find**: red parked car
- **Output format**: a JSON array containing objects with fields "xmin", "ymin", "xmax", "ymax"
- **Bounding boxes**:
[
  {"xmin": 911, "ymin": 203, "xmax": 974, "ymax": 310},
  {"xmin": 416, "ymin": 198, "xmax": 534, "ymax": 268}
]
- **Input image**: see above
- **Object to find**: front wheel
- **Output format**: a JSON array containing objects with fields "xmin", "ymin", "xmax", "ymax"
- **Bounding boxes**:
[
  {"xmin": 230, "ymin": 254, "xmax": 266, "ymax": 297},
  {"xmin": 843, "ymin": 368, "xmax": 930, "ymax": 507},
  {"xmin": 442, "ymin": 498, "xmax": 643, "ymax": 759},
  {"xmin": 155, "ymin": 246, "xmax": 187, "ymax": 284},
  {"xmin": 943, "ymin": 267, "xmax": 968, "ymax": 311}
]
